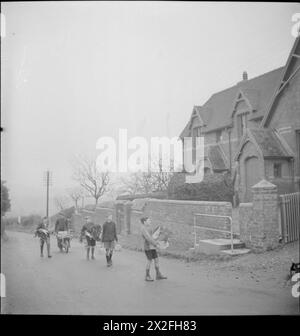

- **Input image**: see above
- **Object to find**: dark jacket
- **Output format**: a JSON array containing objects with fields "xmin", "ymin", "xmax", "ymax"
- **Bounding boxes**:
[
  {"xmin": 102, "ymin": 221, "xmax": 118, "ymax": 242},
  {"xmin": 55, "ymin": 217, "xmax": 69, "ymax": 232}
]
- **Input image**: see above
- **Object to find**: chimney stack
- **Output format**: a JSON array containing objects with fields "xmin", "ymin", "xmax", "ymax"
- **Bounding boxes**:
[{"xmin": 242, "ymin": 71, "xmax": 248, "ymax": 81}]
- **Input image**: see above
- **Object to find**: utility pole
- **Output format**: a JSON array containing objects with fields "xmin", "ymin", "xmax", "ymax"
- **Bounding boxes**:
[{"xmin": 43, "ymin": 170, "xmax": 53, "ymax": 217}]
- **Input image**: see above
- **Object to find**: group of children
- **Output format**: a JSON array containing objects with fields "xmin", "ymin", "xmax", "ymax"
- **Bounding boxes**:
[
  {"xmin": 35, "ymin": 213, "xmax": 167, "ymax": 281},
  {"xmin": 80, "ymin": 214, "xmax": 117, "ymax": 267}
]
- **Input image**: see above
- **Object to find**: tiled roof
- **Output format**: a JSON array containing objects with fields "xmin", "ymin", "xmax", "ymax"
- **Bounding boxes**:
[
  {"xmin": 249, "ymin": 128, "xmax": 292, "ymax": 158},
  {"xmin": 181, "ymin": 67, "xmax": 284, "ymax": 136},
  {"xmin": 262, "ymin": 36, "xmax": 300, "ymax": 127}
]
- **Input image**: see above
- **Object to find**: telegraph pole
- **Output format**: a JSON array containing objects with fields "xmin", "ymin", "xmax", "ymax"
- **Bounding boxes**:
[{"xmin": 43, "ymin": 170, "xmax": 53, "ymax": 217}]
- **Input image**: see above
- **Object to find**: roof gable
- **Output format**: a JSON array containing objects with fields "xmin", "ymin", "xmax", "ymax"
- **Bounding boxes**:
[
  {"xmin": 185, "ymin": 67, "xmax": 283, "ymax": 135},
  {"xmin": 234, "ymin": 128, "xmax": 293, "ymax": 161},
  {"xmin": 261, "ymin": 35, "xmax": 300, "ymax": 127},
  {"xmin": 180, "ymin": 105, "xmax": 205, "ymax": 138},
  {"xmin": 231, "ymin": 89, "xmax": 254, "ymax": 117}
]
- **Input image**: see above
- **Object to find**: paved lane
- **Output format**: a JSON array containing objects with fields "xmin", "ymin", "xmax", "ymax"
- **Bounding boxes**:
[{"xmin": 1, "ymin": 231, "xmax": 298, "ymax": 315}]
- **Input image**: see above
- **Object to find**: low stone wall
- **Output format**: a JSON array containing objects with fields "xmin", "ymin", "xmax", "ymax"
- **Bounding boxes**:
[
  {"xmin": 130, "ymin": 210, "xmax": 143, "ymax": 235},
  {"xmin": 143, "ymin": 199, "xmax": 232, "ymax": 250},
  {"xmin": 120, "ymin": 199, "xmax": 232, "ymax": 252},
  {"xmin": 75, "ymin": 199, "xmax": 233, "ymax": 253}
]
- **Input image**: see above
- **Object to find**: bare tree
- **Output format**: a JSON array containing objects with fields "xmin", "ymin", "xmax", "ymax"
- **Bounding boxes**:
[
  {"xmin": 119, "ymin": 172, "xmax": 151, "ymax": 195},
  {"xmin": 119, "ymin": 159, "xmax": 174, "ymax": 195},
  {"xmin": 54, "ymin": 195, "xmax": 69, "ymax": 211},
  {"xmin": 72, "ymin": 155, "xmax": 110, "ymax": 205},
  {"xmin": 67, "ymin": 187, "xmax": 84, "ymax": 209},
  {"xmin": 149, "ymin": 158, "xmax": 174, "ymax": 192}
]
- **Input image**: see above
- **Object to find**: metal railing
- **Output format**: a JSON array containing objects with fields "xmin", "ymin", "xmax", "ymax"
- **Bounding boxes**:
[
  {"xmin": 193, "ymin": 213, "xmax": 234, "ymax": 253},
  {"xmin": 279, "ymin": 192, "xmax": 300, "ymax": 243}
]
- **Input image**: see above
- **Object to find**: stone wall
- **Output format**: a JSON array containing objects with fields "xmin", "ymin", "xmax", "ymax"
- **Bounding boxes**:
[
  {"xmin": 130, "ymin": 210, "xmax": 143, "ymax": 235},
  {"xmin": 123, "ymin": 199, "xmax": 232, "ymax": 251}
]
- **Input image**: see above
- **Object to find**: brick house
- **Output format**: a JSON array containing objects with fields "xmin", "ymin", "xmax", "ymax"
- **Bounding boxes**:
[{"xmin": 180, "ymin": 36, "xmax": 300, "ymax": 202}]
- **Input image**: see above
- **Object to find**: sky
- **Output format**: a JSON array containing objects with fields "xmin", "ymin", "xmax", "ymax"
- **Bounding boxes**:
[{"xmin": 1, "ymin": 1, "xmax": 300, "ymax": 216}]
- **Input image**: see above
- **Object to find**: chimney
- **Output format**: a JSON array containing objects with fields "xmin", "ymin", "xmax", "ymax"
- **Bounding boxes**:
[{"xmin": 242, "ymin": 71, "xmax": 248, "ymax": 81}]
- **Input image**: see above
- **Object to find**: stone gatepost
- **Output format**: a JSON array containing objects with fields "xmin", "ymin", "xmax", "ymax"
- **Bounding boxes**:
[{"xmin": 249, "ymin": 179, "xmax": 280, "ymax": 250}]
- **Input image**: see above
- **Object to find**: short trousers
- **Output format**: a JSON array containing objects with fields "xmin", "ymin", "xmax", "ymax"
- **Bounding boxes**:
[
  {"xmin": 40, "ymin": 237, "xmax": 50, "ymax": 245},
  {"xmin": 103, "ymin": 241, "xmax": 115, "ymax": 250},
  {"xmin": 145, "ymin": 249, "xmax": 158, "ymax": 260},
  {"xmin": 86, "ymin": 236, "xmax": 96, "ymax": 247}
]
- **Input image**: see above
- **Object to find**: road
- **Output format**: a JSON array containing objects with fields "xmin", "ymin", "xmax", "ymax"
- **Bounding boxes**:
[{"xmin": 1, "ymin": 231, "xmax": 298, "ymax": 315}]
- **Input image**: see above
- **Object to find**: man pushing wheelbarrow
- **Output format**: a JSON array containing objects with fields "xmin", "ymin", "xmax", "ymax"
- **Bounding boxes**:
[{"xmin": 55, "ymin": 212, "xmax": 71, "ymax": 253}]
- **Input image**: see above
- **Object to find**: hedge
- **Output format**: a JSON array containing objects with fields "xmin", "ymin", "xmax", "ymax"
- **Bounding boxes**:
[{"xmin": 168, "ymin": 172, "xmax": 234, "ymax": 203}]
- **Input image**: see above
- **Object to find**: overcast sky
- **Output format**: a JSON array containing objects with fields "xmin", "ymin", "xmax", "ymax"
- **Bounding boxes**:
[{"xmin": 1, "ymin": 2, "xmax": 299, "ymax": 216}]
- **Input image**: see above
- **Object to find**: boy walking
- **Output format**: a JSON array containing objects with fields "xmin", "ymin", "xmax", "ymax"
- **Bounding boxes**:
[
  {"xmin": 102, "ymin": 215, "xmax": 118, "ymax": 267},
  {"xmin": 35, "ymin": 217, "xmax": 52, "ymax": 258},
  {"xmin": 80, "ymin": 217, "xmax": 101, "ymax": 260},
  {"xmin": 140, "ymin": 217, "xmax": 167, "ymax": 281}
]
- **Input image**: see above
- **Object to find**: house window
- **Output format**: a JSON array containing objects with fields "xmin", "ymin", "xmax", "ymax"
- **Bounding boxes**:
[
  {"xmin": 237, "ymin": 113, "xmax": 247, "ymax": 138},
  {"xmin": 274, "ymin": 163, "xmax": 282, "ymax": 178},
  {"xmin": 216, "ymin": 130, "xmax": 222, "ymax": 143}
]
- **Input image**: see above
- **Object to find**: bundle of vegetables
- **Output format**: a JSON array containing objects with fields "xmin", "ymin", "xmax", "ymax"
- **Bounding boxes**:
[{"xmin": 152, "ymin": 226, "xmax": 171, "ymax": 249}]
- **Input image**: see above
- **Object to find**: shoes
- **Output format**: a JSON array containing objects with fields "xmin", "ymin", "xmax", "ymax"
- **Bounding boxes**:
[
  {"xmin": 145, "ymin": 269, "xmax": 154, "ymax": 281},
  {"xmin": 106, "ymin": 254, "xmax": 113, "ymax": 267},
  {"xmin": 145, "ymin": 274, "xmax": 154, "ymax": 281},
  {"xmin": 48, "ymin": 255, "xmax": 52, "ymax": 258},
  {"xmin": 156, "ymin": 273, "xmax": 167, "ymax": 280}
]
